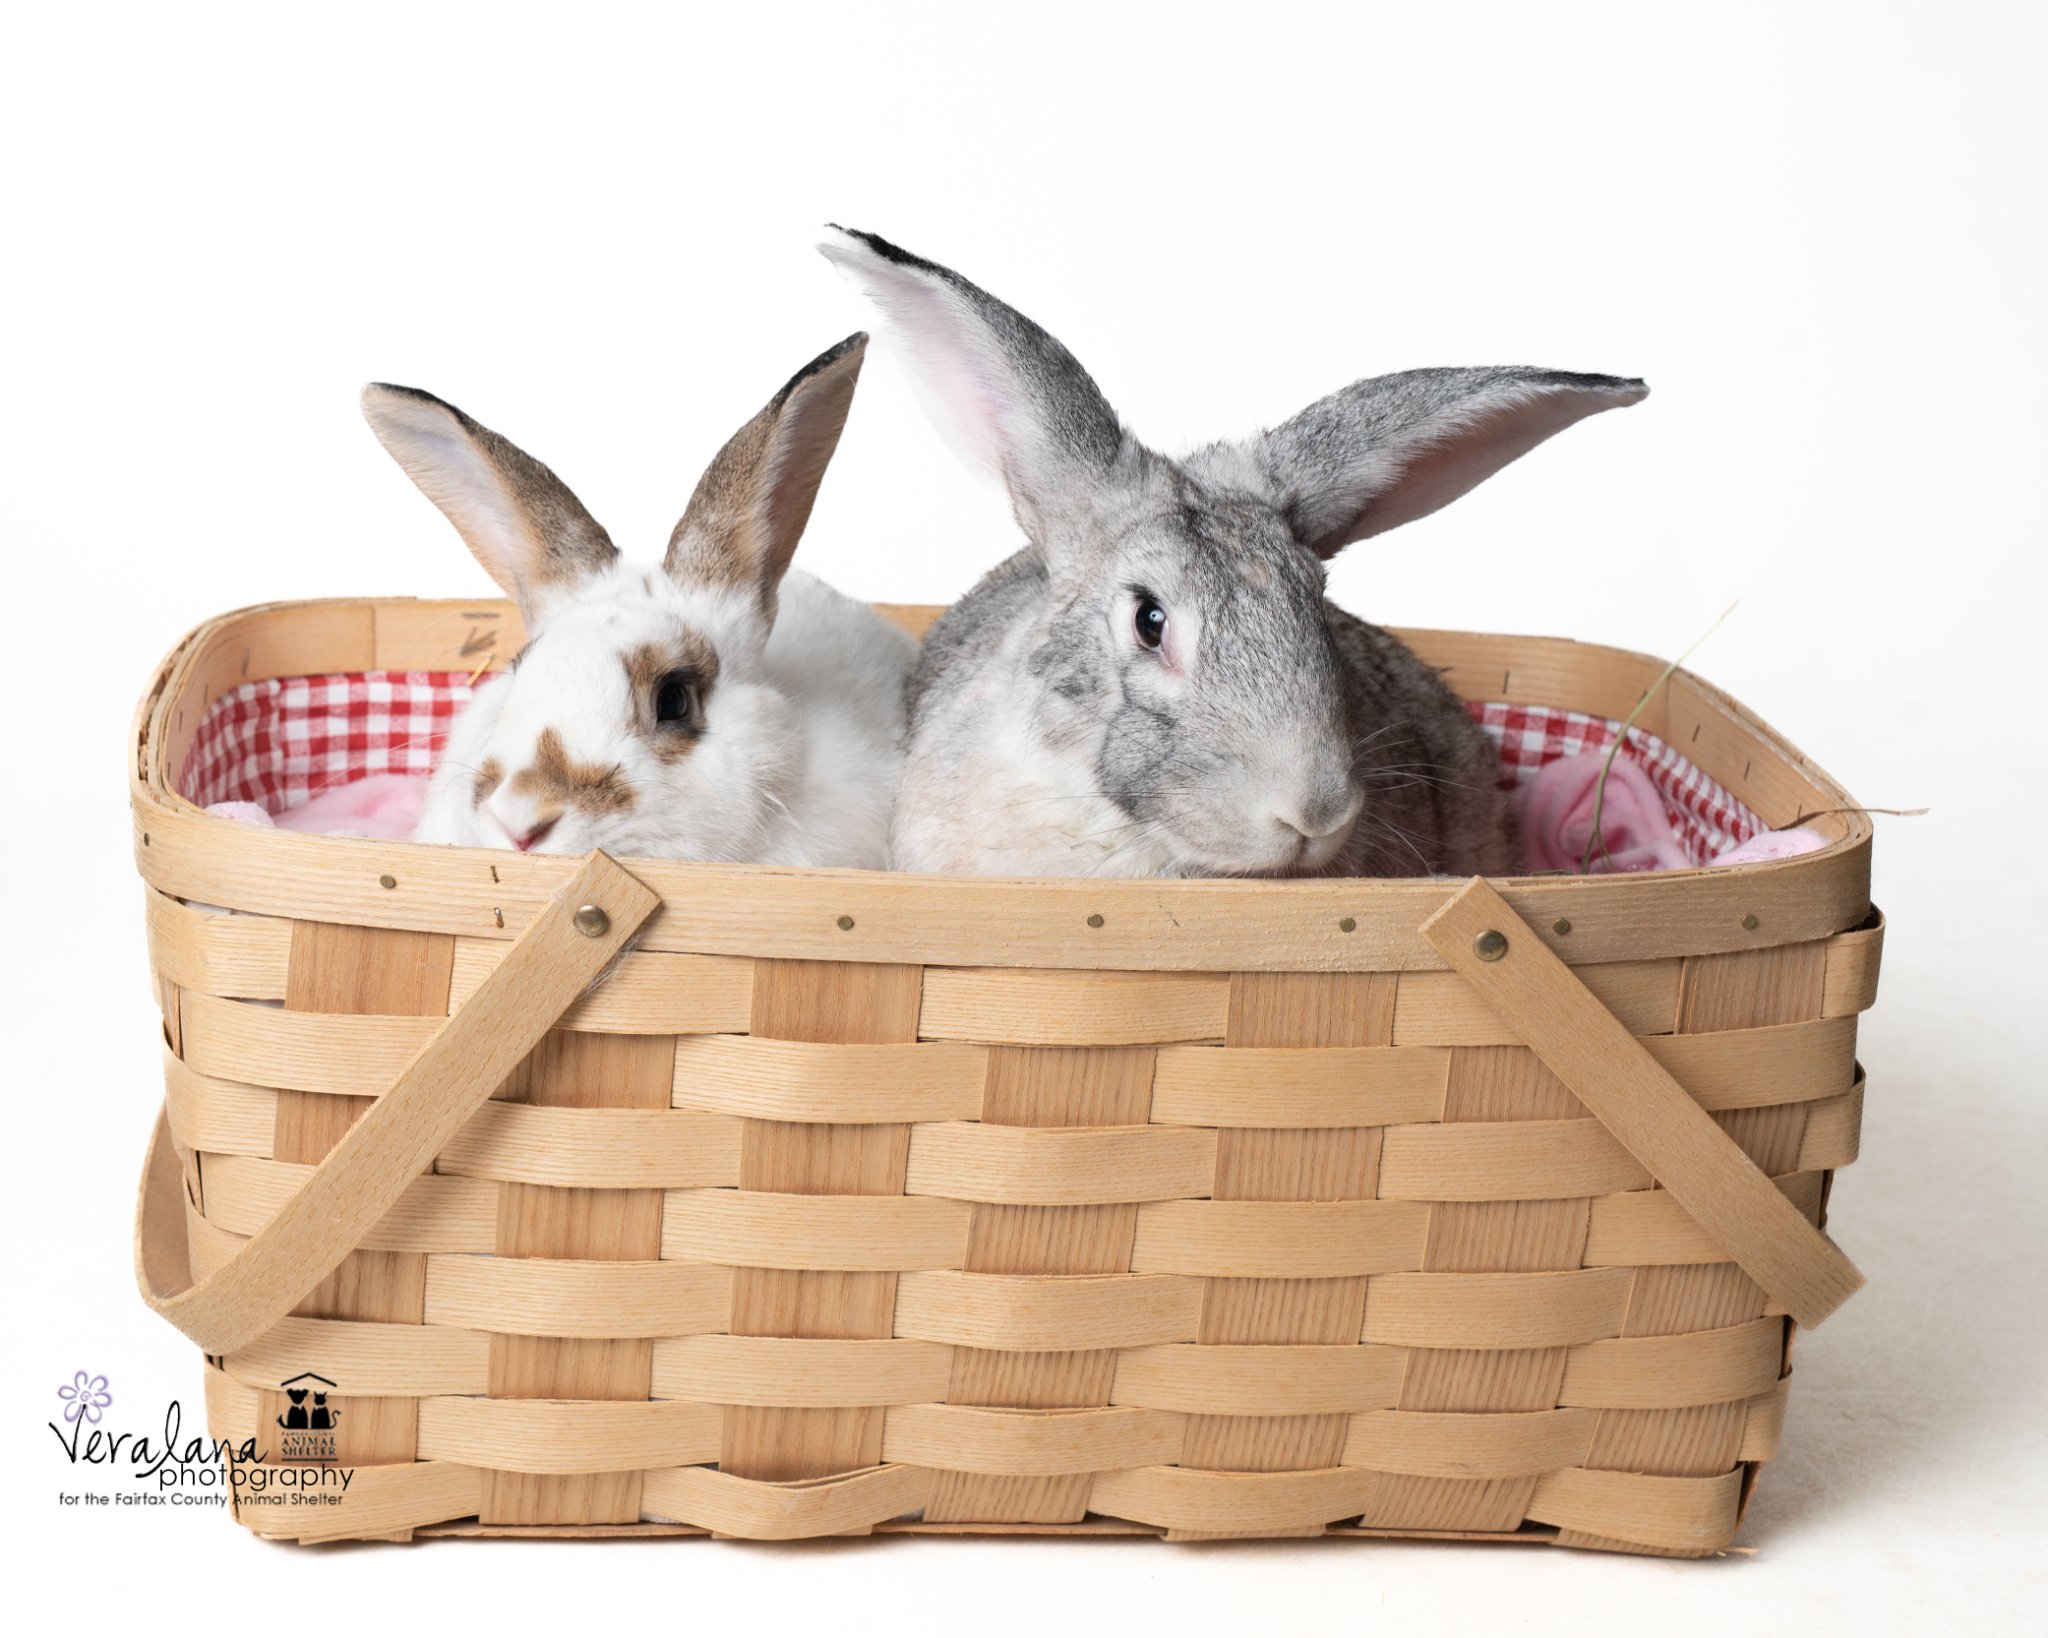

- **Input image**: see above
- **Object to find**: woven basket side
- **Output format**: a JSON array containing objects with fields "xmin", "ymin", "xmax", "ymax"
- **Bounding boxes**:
[
  {"xmin": 261, "ymin": 922, "xmax": 451, "ymax": 1541},
  {"xmin": 156, "ymin": 887, "xmax": 1878, "ymax": 1551},
  {"xmin": 1549, "ymin": 941, "xmax": 1827, "ymax": 1553}
]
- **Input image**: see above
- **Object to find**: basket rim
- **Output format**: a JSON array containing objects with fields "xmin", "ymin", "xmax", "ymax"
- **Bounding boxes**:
[{"xmin": 130, "ymin": 597, "xmax": 1873, "ymax": 973}]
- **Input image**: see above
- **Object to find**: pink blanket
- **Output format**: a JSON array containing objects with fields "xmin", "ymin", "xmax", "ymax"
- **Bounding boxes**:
[
  {"xmin": 1519, "ymin": 752, "xmax": 1823, "ymax": 873},
  {"xmin": 207, "ymin": 772, "xmax": 428, "ymax": 841}
]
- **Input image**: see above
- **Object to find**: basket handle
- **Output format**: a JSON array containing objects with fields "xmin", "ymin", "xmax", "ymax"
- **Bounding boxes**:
[
  {"xmin": 135, "ymin": 850, "xmax": 661, "ymax": 1356},
  {"xmin": 1420, "ymin": 877, "xmax": 1864, "ymax": 1329}
]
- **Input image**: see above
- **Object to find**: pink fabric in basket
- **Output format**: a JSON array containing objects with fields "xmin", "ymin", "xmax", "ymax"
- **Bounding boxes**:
[
  {"xmin": 207, "ymin": 771, "xmax": 428, "ymax": 839},
  {"xmin": 1469, "ymin": 702, "xmax": 1761, "ymax": 865},
  {"xmin": 1519, "ymin": 752, "xmax": 1692, "ymax": 874},
  {"xmin": 1710, "ymin": 825, "xmax": 1828, "ymax": 867}
]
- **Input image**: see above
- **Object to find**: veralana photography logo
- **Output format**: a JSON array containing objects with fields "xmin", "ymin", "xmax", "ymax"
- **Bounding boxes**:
[{"xmin": 49, "ymin": 1364, "xmax": 356, "ymax": 1513}]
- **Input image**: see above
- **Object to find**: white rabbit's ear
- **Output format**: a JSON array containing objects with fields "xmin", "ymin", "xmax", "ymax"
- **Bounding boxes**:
[
  {"xmin": 360, "ymin": 384, "xmax": 617, "ymax": 624},
  {"xmin": 665, "ymin": 334, "xmax": 868, "ymax": 628},
  {"xmin": 818, "ymin": 226, "xmax": 1127, "ymax": 550},
  {"xmin": 1199, "ymin": 367, "xmax": 1648, "ymax": 558}
]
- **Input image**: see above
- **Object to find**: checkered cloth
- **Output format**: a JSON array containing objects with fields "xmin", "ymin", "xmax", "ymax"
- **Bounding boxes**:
[
  {"xmin": 180, "ymin": 674, "xmax": 1764, "ymax": 866},
  {"xmin": 180, "ymin": 671, "xmax": 475, "ymax": 814}
]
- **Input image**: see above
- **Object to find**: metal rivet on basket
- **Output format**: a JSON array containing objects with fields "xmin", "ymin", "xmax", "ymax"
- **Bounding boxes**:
[
  {"xmin": 1474, "ymin": 929, "xmax": 1509, "ymax": 962},
  {"xmin": 378, "ymin": 874, "xmax": 397, "ymax": 890},
  {"xmin": 837, "ymin": 915, "xmax": 855, "ymax": 931},
  {"xmin": 1742, "ymin": 913, "xmax": 1760, "ymax": 931},
  {"xmin": 1338, "ymin": 916, "xmax": 1356, "ymax": 933},
  {"xmin": 1086, "ymin": 913, "xmax": 1104, "ymax": 928},
  {"xmin": 1553, "ymin": 918, "xmax": 1572, "ymax": 936},
  {"xmin": 572, "ymin": 904, "xmax": 610, "ymax": 938}
]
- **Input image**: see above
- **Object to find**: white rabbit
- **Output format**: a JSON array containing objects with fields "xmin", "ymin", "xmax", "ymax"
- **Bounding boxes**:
[
  {"xmin": 362, "ymin": 335, "xmax": 915, "ymax": 867},
  {"xmin": 821, "ymin": 229, "xmax": 1646, "ymax": 880}
]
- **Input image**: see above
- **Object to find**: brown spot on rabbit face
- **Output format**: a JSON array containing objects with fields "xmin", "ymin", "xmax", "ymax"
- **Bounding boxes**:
[
  {"xmin": 508, "ymin": 728, "xmax": 635, "ymax": 817},
  {"xmin": 624, "ymin": 636, "xmax": 721, "ymax": 763},
  {"xmin": 473, "ymin": 758, "xmax": 503, "ymax": 806}
]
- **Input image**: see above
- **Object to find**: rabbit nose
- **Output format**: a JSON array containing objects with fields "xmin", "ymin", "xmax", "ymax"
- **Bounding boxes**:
[
  {"xmin": 506, "ymin": 816, "xmax": 559, "ymax": 852},
  {"xmin": 487, "ymin": 794, "xmax": 560, "ymax": 853},
  {"xmin": 1273, "ymin": 787, "xmax": 1364, "ymax": 842}
]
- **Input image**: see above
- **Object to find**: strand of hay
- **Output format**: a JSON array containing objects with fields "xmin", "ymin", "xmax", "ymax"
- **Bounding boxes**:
[{"xmin": 1578, "ymin": 603, "xmax": 1739, "ymax": 875}]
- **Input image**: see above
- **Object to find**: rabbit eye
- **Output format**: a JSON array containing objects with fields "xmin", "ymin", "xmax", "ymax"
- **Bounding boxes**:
[
  {"xmin": 654, "ymin": 671, "xmax": 698, "ymax": 725},
  {"xmin": 1134, "ymin": 597, "xmax": 1168, "ymax": 652}
]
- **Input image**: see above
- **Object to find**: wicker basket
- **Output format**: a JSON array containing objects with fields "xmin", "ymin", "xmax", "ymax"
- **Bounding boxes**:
[{"xmin": 131, "ymin": 597, "xmax": 1881, "ymax": 1553}]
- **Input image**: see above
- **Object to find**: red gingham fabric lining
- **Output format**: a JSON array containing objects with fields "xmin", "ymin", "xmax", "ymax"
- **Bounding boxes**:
[
  {"xmin": 179, "ymin": 671, "xmax": 474, "ymax": 813},
  {"xmin": 179, "ymin": 674, "xmax": 1764, "ymax": 866}
]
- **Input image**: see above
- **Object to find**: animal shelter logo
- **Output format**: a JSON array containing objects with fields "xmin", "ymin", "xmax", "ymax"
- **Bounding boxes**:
[{"xmin": 275, "ymin": 1371, "xmax": 342, "ymax": 1459}]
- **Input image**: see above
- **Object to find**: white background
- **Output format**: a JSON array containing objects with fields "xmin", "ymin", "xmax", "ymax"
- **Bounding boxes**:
[{"xmin": 3, "ymin": 1, "xmax": 2042, "ymax": 1631}]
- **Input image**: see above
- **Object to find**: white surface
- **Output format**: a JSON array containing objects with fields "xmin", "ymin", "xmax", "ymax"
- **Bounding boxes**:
[{"xmin": 3, "ymin": 2, "xmax": 2042, "ymax": 1631}]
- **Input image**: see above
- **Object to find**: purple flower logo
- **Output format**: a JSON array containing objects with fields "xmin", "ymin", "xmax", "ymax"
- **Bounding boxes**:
[{"xmin": 58, "ymin": 1371, "xmax": 111, "ymax": 1425}]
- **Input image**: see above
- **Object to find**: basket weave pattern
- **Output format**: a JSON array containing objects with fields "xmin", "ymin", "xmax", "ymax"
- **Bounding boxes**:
[{"xmin": 133, "ymin": 600, "xmax": 1881, "ymax": 1553}]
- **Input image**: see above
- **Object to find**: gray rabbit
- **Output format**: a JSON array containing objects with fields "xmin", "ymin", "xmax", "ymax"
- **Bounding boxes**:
[{"xmin": 821, "ymin": 228, "xmax": 1646, "ymax": 879}]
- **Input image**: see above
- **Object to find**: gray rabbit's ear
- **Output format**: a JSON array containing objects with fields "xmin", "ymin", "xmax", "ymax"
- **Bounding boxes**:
[
  {"xmin": 665, "ymin": 334, "xmax": 867, "ymax": 627},
  {"xmin": 818, "ymin": 227, "xmax": 1127, "ymax": 547},
  {"xmin": 360, "ymin": 384, "xmax": 618, "ymax": 625},
  {"xmin": 1201, "ymin": 367, "xmax": 1648, "ymax": 558}
]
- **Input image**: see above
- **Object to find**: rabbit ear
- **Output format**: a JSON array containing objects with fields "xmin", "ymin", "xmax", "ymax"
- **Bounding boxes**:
[
  {"xmin": 818, "ymin": 227, "xmax": 1127, "ymax": 548},
  {"xmin": 665, "ymin": 334, "xmax": 867, "ymax": 626},
  {"xmin": 360, "ymin": 384, "xmax": 617, "ymax": 625},
  {"xmin": 1205, "ymin": 367, "xmax": 1648, "ymax": 558}
]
